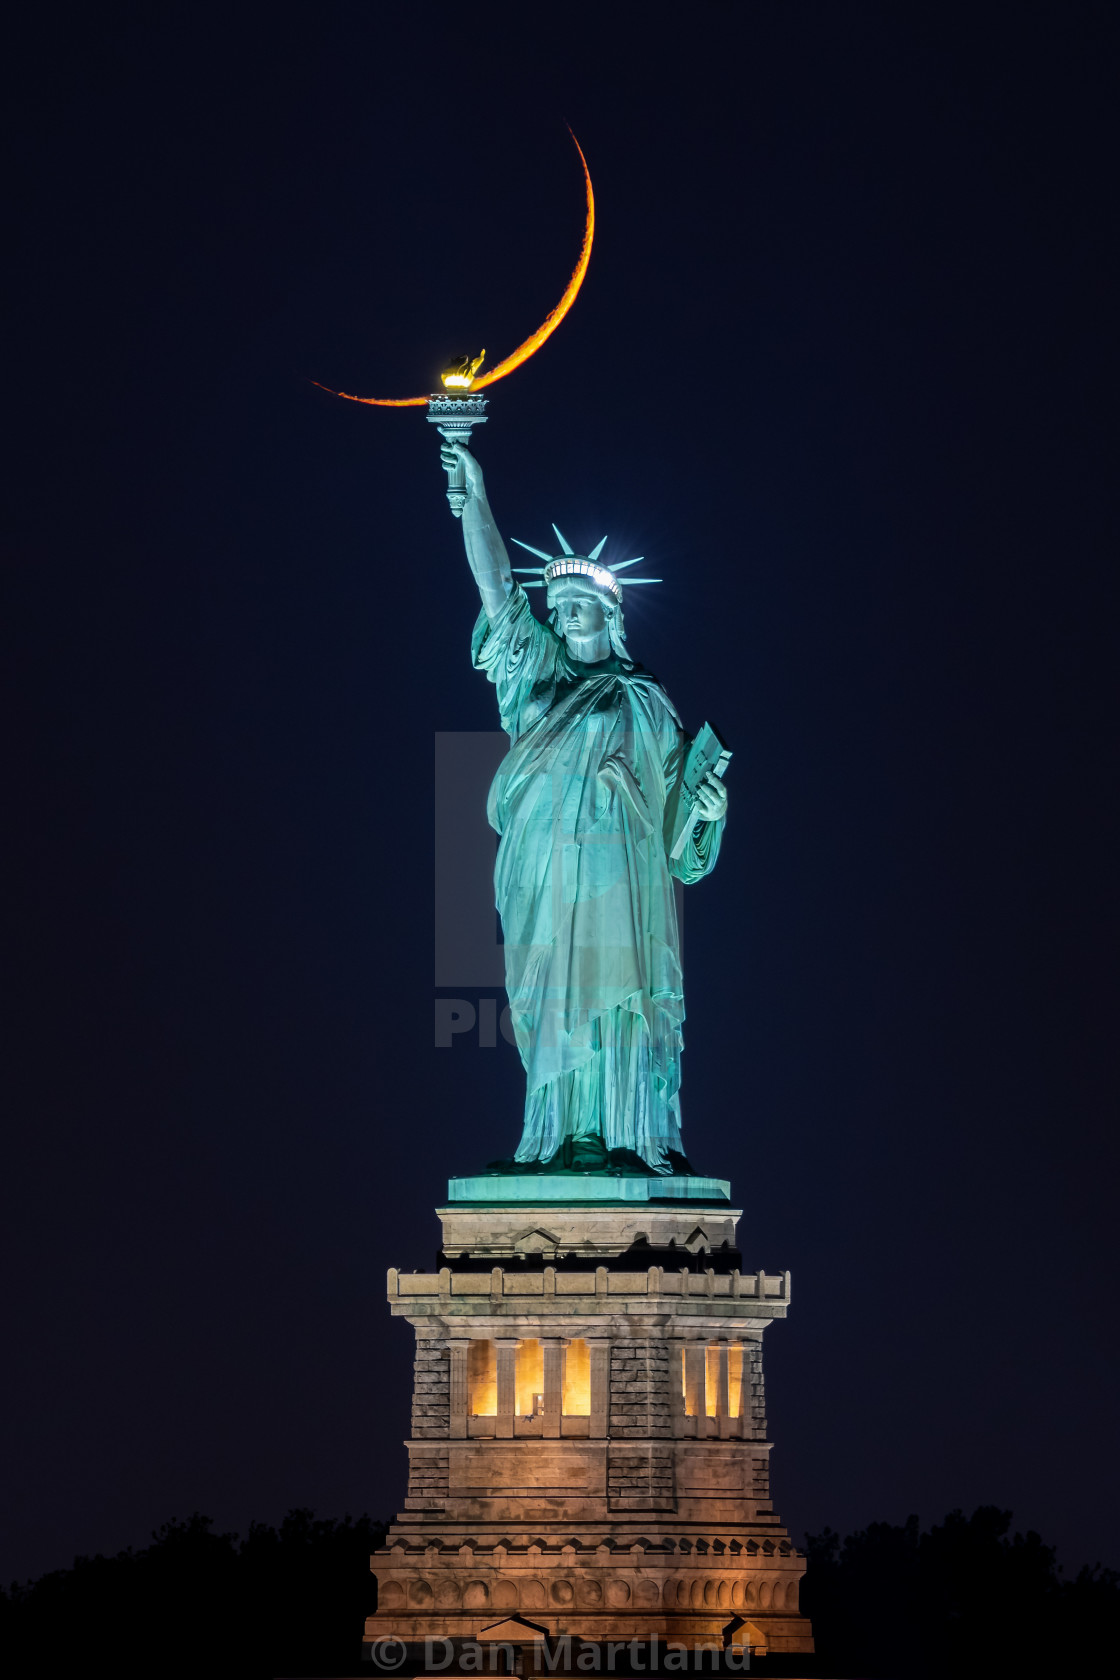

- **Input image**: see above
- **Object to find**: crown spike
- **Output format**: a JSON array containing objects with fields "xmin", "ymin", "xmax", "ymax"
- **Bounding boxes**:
[
  {"xmin": 616, "ymin": 578, "xmax": 661, "ymax": 584},
  {"xmin": 511, "ymin": 538, "xmax": 553, "ymax": 561},
  {"xmin": 512, "ymin": 566, "xmax": 546, "ymax": 574},
  {"xmin": 551, "ymin": 524, "xmax": 575, "ymax": 555},
  {"xmin": 588, "ymin": 536, "xmax": 608, "ymax": 560},
  {"xmin": 608, "ymin": 556, "xmax": 645, "ymax": 572}
]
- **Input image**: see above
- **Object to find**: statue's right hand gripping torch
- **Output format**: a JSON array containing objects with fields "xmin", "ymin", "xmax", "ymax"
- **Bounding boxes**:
[{"xmin": 427, "ymin": 353, "xmax": 489, "ymax": 519}]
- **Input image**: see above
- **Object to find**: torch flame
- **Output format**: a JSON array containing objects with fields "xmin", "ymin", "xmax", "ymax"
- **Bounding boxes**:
[
  {"xmin": 440, "ymin": 349, "xmax": 487, "ymax": 389},
  {"xmin": 313, "ymin": 130, "xmax": 594, "ymax": 409}
]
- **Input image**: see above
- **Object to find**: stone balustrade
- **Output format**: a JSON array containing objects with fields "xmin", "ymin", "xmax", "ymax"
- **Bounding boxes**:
[{"xmin": 388, "ymin": 1265, "xmax": 791, "ymax": 1304}]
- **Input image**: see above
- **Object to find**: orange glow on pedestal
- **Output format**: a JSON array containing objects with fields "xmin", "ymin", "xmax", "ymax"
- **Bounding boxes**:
[
  {"xmin": 467, "ymin": 1339, "xmax": 496, "ymax": 1416},
  {"xmin": 516, "ymin": 1339, "xmax": 544, "ymax": 1416},
  {"xmin": 562, "ymin": 1338, "xmax": 591, "ymax": 1415}
]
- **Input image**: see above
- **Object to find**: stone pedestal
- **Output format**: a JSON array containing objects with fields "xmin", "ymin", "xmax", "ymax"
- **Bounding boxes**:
[{"xmin": 365, "ymin": 1193, "xmax": 813, "ymax": 1660}]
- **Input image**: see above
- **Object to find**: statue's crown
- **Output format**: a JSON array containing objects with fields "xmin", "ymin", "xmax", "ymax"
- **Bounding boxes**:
[{"xmin": 510, "ymin": 527, "xmax": 661, "ymax": 603}]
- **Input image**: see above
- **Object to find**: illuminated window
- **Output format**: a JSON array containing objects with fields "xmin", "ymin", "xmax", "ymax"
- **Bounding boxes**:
[
  {"xmin": 728, "ymin": 1344, "xmax": 744, "ymax": 1418},
  {"xmin": 468, "ymin": 1340, "xmax": 496, "ymax": 1416},
  {"xmin": 705, "ymin": 1345, "xmax": 721, "ymax": 1416},
  {"xmin": 515, "ymin": 1339, "xmax": 543, "ymax": 1417},
  {"xmin": 563, "ymin": 1339, "xmax": 590, "ymax": 1415}
]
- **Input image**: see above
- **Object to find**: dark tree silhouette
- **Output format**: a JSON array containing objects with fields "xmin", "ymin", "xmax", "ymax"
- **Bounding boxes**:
[
  {"xmin": 0, "ymin": 1509, "xmax": 387, "ymax": 1678},
  {"xmin": 3, "ymin": 1505, "xmax": 1116, "ymax": 1677},
  {"xmin": 802, "ymin": 1506, "xmax": 1119, "ymax": 1677}
]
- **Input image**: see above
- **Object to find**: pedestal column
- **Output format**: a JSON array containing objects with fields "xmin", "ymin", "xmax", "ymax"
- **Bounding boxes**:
[
  {"xmin": 495, "ymin": 1338, "xmax": 518, "ymax": 1439},
  {"xmin": 716, "ymin": 1342, "xmax": 732, "ymax": 1438},
  {"xmin": 542, "ymin": 1338, "xmax": 563, "ymax": 1438},
  {"xmin": 668, "ymin": 1337, "xmax": 686, "ymax": 1431},
  {"xmin": 588, "ymin": 1337, "xmax": 610, "ymax": 1438},
  {"xmin": 448, "ymin": 1338, "xmax": 469, "ymax": 1439}
]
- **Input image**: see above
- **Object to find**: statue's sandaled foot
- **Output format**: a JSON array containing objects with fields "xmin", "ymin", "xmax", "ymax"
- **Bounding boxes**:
[
  {"xmin": 604, "ymin": 1147, "xmax": 656, "ymax": 1177},
  {"xmin": 483, "ymin": 1142, "xmax": 697, "ymax": 1177},
  {"xmin": 567, "ymin": 1135, "xmax": 609, "ymax": 1171}
]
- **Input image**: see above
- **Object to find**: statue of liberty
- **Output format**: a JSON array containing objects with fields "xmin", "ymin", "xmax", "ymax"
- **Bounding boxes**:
[{"xmin": 442, "ymin": 441, "xmax": 729, "ymax": 1176}]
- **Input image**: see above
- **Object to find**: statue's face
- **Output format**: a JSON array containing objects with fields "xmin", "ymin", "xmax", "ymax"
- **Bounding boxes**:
[{"xmin": 550, "ymin": 581, "xmax": 611, "ymax": 653}]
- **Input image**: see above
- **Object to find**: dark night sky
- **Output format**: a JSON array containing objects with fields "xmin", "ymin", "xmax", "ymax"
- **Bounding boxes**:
[{"xmin": 4, "ymin": 2, "xmax": 1117, "ymax": 1585}]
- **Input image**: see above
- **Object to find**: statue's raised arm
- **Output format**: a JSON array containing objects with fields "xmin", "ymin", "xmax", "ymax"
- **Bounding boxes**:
[{"xmin": 440, "ymin": 441, "xmax": 512, "ymax": 621}]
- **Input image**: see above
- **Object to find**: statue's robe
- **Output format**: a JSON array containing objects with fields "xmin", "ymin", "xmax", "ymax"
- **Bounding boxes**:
[{"xmin": 473, "ymin": 585, "xmax": 723, "ymax": 1172}]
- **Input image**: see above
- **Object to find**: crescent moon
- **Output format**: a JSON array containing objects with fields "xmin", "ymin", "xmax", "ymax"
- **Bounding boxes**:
[{"xmin": 313, "ymin": 130, "xmax": 594, "ymax": 409}]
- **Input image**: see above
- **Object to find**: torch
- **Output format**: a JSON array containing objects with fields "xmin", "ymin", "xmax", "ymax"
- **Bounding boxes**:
[
  {"xmin": 313, "ymin": 131, "xmax": 595, "ymax": 515},
  {"xmin": 427, "ymin": 352, "xmax": 489, "ymax": 518}
]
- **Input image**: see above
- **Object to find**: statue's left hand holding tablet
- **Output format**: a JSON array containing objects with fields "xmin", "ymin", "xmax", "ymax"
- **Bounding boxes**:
[{"xmin": 694, "ymin": 771, "xmax": 729, "ymax": 823}]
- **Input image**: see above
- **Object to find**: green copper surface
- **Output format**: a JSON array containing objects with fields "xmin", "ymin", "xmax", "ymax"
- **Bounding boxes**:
[
  {"xmin": 446, "ymin": 1174, "xmax": 732, "ymax": 1205},
  {"xmin": 442, "ymin": 440, "xmax": 731, "ymax": 1178}
]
